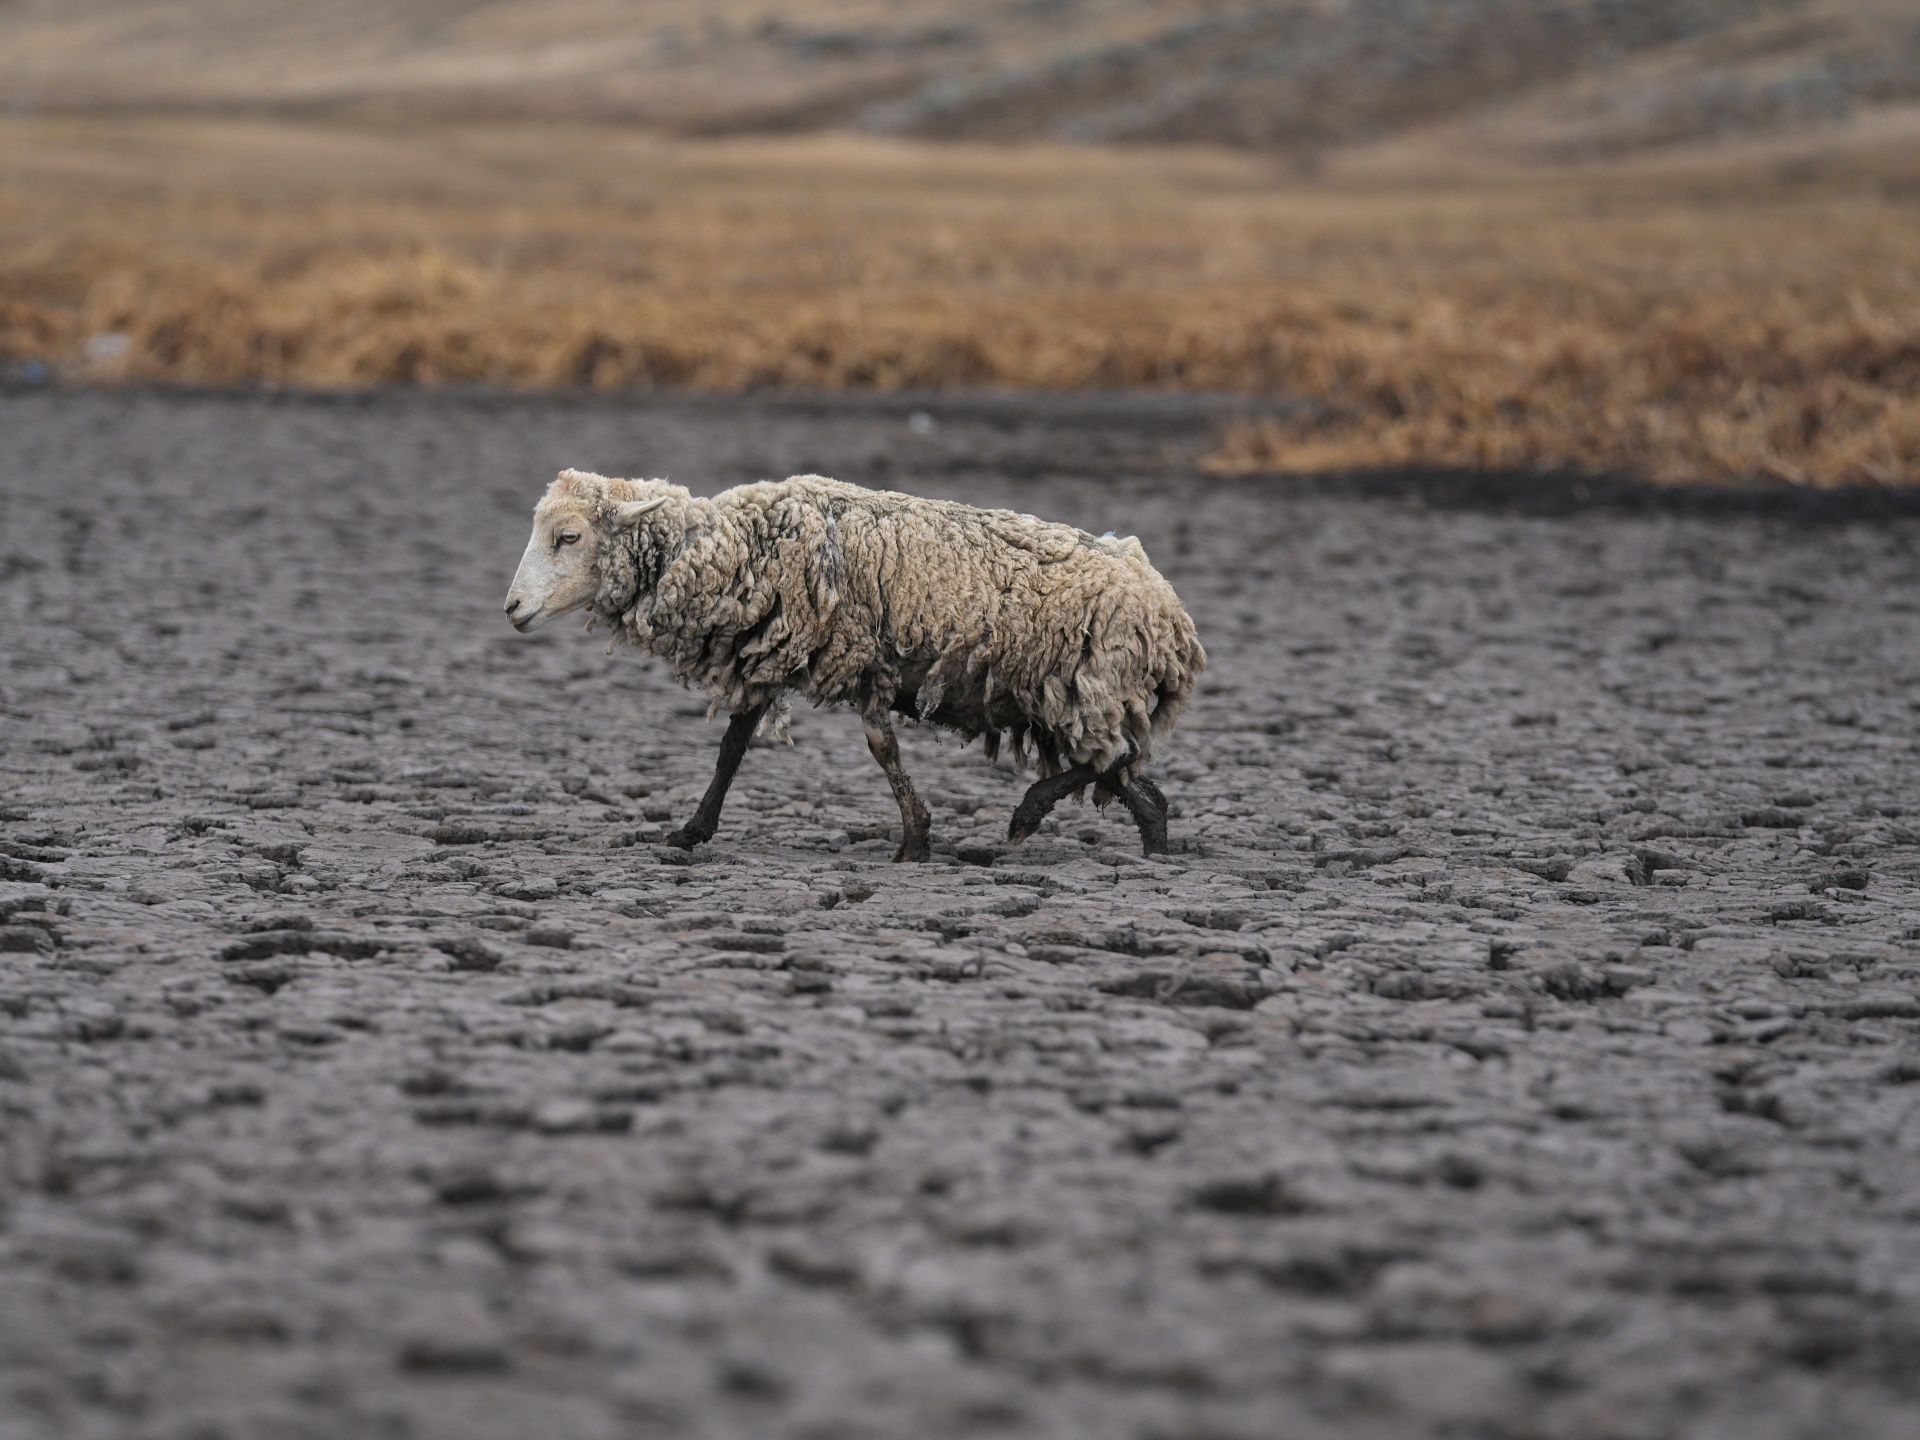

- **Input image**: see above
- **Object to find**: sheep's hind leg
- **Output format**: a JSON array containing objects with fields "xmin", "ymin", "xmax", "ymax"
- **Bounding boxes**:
[
  {"xmin": 664, "ymin": 702, "xmax": 769, "ymax": 850},
  {"xmin": 863, "ymin": 714, "xmax": 932, "ymax": 862},
  {"xmin": 1008, "ymin": 763, "xmax": 1098, "ymax": 845},
  {"xmin": 1111, "ymin": 772, "xmax": 1170, "ymax": 857}
]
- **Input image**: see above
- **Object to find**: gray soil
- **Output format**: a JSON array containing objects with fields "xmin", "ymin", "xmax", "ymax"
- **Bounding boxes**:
[{"xmin": 2, "ymin": 387, "xmax": 1919, "ymax": 1440}]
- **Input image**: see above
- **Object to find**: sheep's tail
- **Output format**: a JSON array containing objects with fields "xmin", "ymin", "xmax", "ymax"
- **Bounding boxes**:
[
  {"xmin": 1124, "ymin": 619, "xmax": 1204, "ymax": 781},
  {"xmin": 1161, "ymin": 615, "xmax": 1206, "ymax": 735},
  {"xmin": 1148, "ymin": 678, "xmax": 1192, "ymax": 745}
]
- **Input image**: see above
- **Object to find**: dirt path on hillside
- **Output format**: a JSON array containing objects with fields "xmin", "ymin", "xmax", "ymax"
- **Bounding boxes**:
[{"xmin": 2, "ymin": 388, "xmax": 1918, "ymax": 1440}]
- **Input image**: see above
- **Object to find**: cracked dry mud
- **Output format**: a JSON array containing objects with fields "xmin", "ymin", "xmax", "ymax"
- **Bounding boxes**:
[{"xmin": 2, "ymin": 388, "xmax": 1919, "ymax": 1440}]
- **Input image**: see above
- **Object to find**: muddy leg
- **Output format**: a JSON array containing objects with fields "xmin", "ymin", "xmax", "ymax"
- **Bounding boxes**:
[
  {"xmin": 864, "ymin": 714, "xmax": 932, "ymax": 862},
  {"xmin": 1007, "ymin": 762, "xmax": 1098, "ymax": 844},
  {"xmin": 664, "ymin": 703, "xmax": 769, "ymax": 849},
  {"xmin": 1111, "ymin": 772, "xmax": 1170, "ymax": 857}
]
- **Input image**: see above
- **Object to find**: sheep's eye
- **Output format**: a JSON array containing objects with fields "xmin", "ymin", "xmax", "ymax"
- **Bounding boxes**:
[{"xmin": 555, "ymin": 531, "xmax": 581, "ymax": 549}]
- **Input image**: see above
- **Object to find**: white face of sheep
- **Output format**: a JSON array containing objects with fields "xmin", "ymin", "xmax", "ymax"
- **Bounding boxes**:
[{"xmin": 504, "ymin": 493, "xmax": 664, "ymax": 633}]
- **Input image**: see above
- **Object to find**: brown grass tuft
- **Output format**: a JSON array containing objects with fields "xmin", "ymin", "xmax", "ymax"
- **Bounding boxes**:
[{"xmin": 1203, "ymin": 266, "xmax": 1920, "ymax": 487}]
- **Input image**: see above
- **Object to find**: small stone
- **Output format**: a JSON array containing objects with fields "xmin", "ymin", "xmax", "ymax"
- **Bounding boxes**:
[
  {"xmin": 277, "ymin": 1023, "xmax": 343, "ymax": 1046},
  {"xmin": 534, "ymin": 1099, "xmax": 629, "ymax": 1134},
  {"xmin": 1568, "ymin": 857, "xmax": 1634, "ymax": 886},
  {"xmin": 65, "ymin": 1006, "xmax": 124, "ymax": 1041},
  {"xmin": 432, "ymin": 938, "xmax": 505, "ymax": 972},
  {"xmin": 426, "ymin": 821, "xmax": 493, "ymax": 844},
  {"xmin": 396, "ymin": 1318, "xmax": 512, "ymax": 1375},
  {"xmin": 493, "ymin": 877, "xmax": 560, "ymax": 902},
  {"xmin": 545, "ymin": 1020, "xmax": 612, "ymax": 1053},
  {"xmin": 1373, "ymin": 971, "xmax": 1431, "ymax": 1002},
  {"xmin": 1734, "ymin": 1016, "xmax": 1795, "ymax": 1043},
  {"xmin": 1538, "ymin": 962, "xmax": 1605, "ymax": 1002},
  {"xmin": 534, "ymin": 1099, "xmax": 597, "ymax": 1133}
]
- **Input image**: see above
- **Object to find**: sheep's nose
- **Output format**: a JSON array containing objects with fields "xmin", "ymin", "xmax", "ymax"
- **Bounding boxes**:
[{"xmin": 504, "ymin": 597, "xmax": 521, "ymax": 616}]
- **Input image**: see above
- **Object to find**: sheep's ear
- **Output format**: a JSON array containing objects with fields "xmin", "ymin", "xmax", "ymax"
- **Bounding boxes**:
[{"xmin": 608, "ymin": 496, "xmax": 668, "ymax": 529}]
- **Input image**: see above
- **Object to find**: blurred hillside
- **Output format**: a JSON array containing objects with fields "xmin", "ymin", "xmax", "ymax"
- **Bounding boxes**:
[
  {"xmin": 2, "ymin": 2, "xmax": 1917, "ymax": 485},
  {"xmin": 3, "ymin": 0, "xmax": 1917, "ymax": 159}
]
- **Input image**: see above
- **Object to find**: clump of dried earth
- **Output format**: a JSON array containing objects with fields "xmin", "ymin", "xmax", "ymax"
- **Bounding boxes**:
[{"xmin": 1, "ymin": 387, "xmax": 1918, "ymax": 1440}]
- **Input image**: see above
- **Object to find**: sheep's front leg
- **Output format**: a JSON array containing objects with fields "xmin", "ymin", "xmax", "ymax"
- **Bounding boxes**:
[
  {"xmin": 1007, "ymin": 762, "xmax": 1098, "ymax": 844},
  {"xmin": 863, "ymin": 714, "xmax": 932, "ymax": 862},
  {"xmin": 664, "ymin": 702, "xmax": 769, "ymax": 850}
]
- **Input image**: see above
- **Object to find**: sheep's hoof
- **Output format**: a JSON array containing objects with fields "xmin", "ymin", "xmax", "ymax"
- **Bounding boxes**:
[
  {"xmin": 893, "ymin": 836, "xmax": 932, "ymax": 863},
  {"xmin": 663, "ymin": 825, "xmax": 708, "ymax": 850}
]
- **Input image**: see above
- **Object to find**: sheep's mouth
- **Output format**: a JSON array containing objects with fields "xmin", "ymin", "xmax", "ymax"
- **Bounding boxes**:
[{"xmin": 509, "ymin": 608, "xmax": 545, "ymax": 633}]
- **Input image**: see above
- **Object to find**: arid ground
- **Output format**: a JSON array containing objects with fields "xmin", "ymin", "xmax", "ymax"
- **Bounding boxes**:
[{"xmin": 1, "ymin": 388, "xmax": 1918, "ymax": 1438}]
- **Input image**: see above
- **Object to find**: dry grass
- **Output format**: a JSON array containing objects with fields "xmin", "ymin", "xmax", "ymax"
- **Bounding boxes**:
[
  {"xmin": 1201, "ymin": 219, "xmax": 1920, "ymax": 487},
  {"xmin": 4, "ymin": 114, "xmax": 1919, "ymax": 486}
]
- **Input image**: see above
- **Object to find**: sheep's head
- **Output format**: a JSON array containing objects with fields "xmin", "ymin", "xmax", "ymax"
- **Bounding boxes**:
[{"xmin": 504, "ymin": 469, "xmax": 666, "ymax": 633}]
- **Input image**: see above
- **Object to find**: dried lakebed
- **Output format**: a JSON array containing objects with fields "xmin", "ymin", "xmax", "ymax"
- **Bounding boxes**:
[{"xmin": 2, "ymin": 388, "xmax": 1919, "ymax": 1440}]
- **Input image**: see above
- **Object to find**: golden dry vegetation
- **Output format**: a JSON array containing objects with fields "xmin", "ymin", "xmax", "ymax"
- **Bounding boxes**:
[{"xmin": 4, "ymin": 112, "xmax": 1919, "ymax": 486}]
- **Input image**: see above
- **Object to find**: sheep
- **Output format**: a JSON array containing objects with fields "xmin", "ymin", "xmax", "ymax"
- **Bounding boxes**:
[{"xmin": 503, "ymin": 469, "xmax": 1205, "ymax": 859}]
